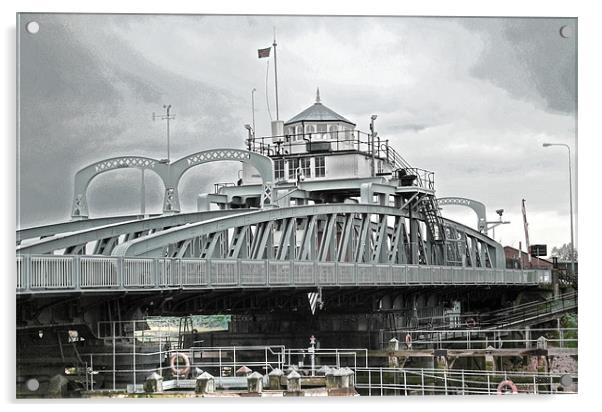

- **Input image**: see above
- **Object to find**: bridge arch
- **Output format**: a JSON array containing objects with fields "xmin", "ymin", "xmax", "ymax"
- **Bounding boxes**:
[
  {"xmin": 438, "ymin": 197, "xmax": 487, "ymax": 233},
  {"xmin": 71, "ymin": 149, "xmax": 274, "ymax": 219},
  {"xmin": 71, "ymin": 156, "xmax": 168, "ymax": 219},
  {"xmin": 165, "ymin": 149, "xmax": 274, "ymax": 212}
]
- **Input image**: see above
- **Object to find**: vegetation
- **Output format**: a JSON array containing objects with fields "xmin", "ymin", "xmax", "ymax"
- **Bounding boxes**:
[{"xmin": 550, "ymin": 243, "xmax": 578, "ymax": 261}]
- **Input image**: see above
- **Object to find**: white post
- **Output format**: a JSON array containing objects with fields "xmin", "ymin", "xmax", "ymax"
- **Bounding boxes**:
[
  {"xmin": 133, "ymin": 320, "xmax": 136, "ymax": 391},
  {"xmin": 140, "ymin": 168, "xmax": 145, "ymax": 216},
  {"xmin": 273, "ymin": 28, "xmax": 279, "ymax": 121},
  {"xmin": 309, "ymin": 335, "xmax": 316, "ymax": 377},
  {"xmin": 112, "ymin": 322, "xmax": 116, "ymax": 390}
]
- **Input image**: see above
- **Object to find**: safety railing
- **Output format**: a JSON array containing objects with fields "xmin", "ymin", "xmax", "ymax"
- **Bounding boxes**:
[
  {"xmin": 283, "ymin": 347, "xmax": 369, "ymax": 375},
  {"xmin": 16, "ymin": 254, "xmax": 551, "ymax": 293},
  {"xmin": 380, "ymin": 327, "xmax": 578, "ymax": 350},
  {"xmin": 78, "ymin": 341, "xmax": 286, "ymax": 392},
  {"xmin": 354, "ymin": 367, "xmax": 577, "ymax": 395},
  {"xmin": 250, "ymin": 129, "xmax": 412, "ymax": 171}
]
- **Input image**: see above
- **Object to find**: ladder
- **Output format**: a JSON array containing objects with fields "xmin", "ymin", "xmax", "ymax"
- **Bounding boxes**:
[{"xmin": 420, "ymin": 195, "xmax": 446, "ymax": 243}]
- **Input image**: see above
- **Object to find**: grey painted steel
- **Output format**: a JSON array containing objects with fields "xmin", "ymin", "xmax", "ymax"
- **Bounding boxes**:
[
  {"xmin": 111, "ymin": 204, "xmax": 412, "ymax": 257},
  {"xmin": 17, "ymin": 214, "xmax": 156, "ymax": 243},
  {"xmin": 70, "ymin": 149, "xmax": 274, "ymax": 218},
  {"xmin": 442, "ymin": 218, "xmax": 505, "ymax": 269},
  {"xmin": 166, "ymin": 149, "xmax": 274, "ymax": 212},
  {"xmin": 17, "ymin": 210, "xmax": 253, "ymax": 255},
  {"xmin": 15, "ymin": 254, "xmax": 551, "ymax": 295},
  {"xmin": 438, "ymin": 197, "xmax": 487, "ymax": 233},
  {"xmin": 71, "ymin": 156, "xmax": 168, "ymax": 219}
]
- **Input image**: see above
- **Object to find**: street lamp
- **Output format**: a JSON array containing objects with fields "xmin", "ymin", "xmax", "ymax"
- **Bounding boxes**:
[{"xmin": 542, "ymin": 142, "xmax": 575, "ymax": 275}]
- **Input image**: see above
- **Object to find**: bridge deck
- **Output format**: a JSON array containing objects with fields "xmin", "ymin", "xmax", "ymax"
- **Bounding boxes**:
[{"xmin": 16, "ymin": 255, "xmax": 551, "ymax": 295}]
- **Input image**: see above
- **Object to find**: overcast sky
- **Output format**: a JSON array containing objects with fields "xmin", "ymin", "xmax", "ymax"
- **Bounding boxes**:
[{"xmin": 16, "ymin": 14, "xmax": 577, "ymax": 253}]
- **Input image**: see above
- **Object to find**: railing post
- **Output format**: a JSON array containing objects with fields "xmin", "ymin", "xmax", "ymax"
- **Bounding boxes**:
[
  {"xmin": 208, "ymin": 259, "xmax": 213, "ymax": 288},
  {"xmin": 23, "ymin": 255, "xmax": 31, "ymax": 292},
  {"xmin": 265, "ymin": 259, "xmax": 269, "ymax": 286},
  {"xmin": 443, "ymin": 370, "xmax": 448, "ymax": 395},
  {"xmin": 73, "ymin": 255, "xmax": 81, "ymax": 290},
  {"xmin": 334, "ymin": 261, "xmax": 339, "ymax": 286},
  {"xmin": 154, "ymin": 258, "xmax": 160, "ymax": 288},
  {"xmin": 117, "ymin": 257, "xmax": 124, "ymax": 289}
]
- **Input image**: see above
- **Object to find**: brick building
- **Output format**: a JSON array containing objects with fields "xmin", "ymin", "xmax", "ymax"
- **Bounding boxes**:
[{"xmin": 503, "ymin": 246, "xmax": 554, "ymax": 270}]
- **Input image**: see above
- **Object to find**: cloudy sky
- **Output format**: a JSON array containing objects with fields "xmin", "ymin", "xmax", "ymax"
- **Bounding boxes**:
[{"xmin": 16, "ymin": 14, "xmax": 577, "ymax": 253}]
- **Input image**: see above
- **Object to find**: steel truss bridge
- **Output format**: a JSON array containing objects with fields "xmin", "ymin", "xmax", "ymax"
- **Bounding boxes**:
[
  {"xmin": 17, "ymin": 147, "xmax": 553, "ymax": 316},
  {"xmin": 17, "ymin": 204, "xmax": 550, "ymax": 297}
]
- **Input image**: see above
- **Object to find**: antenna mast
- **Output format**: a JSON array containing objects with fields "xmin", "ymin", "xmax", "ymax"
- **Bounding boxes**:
[
  {"xmin": 273, "ymin": 28, "xmax": 280, "ymax": 121},
  {"xmin": 153, "ymin": 104, "xmax": 175, "ymax": 163}
]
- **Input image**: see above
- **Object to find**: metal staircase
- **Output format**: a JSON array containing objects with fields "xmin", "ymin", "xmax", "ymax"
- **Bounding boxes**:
[{"xmin": 420, "ymin": 196, "xmax": 446, "ymax": 243}]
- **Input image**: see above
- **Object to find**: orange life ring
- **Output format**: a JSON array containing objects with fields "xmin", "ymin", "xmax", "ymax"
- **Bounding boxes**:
[
  {"xmin": 405, "ymin": 333, "xmax": 412, "ymax": 347},
  {"xmin": 466, "ymin": 318, "xmax": 477, "ymax": 328},
  {"xmin": 497, "ymin": 379, "xmax": 518, "ymax": 394},
  {"xmin": 169, "ymin": 352, "xmax": 191, "ymax": 376}
]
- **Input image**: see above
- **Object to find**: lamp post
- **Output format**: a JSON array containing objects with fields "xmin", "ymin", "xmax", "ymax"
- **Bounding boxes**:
[
  {"xmin": 251, "ymin": 88, "xmax": 256, "ymax": 140},
  {"xmin": 542, "ymin": 143, "xmax": 575, "ymax": 275},
  {"xmin": 370, "ymin": 115, "xmax": 378, "ymax": 177}
]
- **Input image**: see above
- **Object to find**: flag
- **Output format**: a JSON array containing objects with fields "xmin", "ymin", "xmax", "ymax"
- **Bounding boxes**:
[{"xmin": 257, "ymin": 47, "xmax": 271, "ymax": 58}]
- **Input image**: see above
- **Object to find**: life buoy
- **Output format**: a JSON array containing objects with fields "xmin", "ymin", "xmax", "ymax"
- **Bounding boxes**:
[
  {"xmin": 466, "ymin": 318, "xmax": 477, "ymax": 328},
  {"xmin": 169, "ymin": 352, "xmax": 191, "ymax": 376},
  {"xmin": 497, "ymin": 379, "xmax": 518, "ymax": 394},
  {"xmin": 405, "ymin": 333, "xmax": 413, "ymax": 348}
]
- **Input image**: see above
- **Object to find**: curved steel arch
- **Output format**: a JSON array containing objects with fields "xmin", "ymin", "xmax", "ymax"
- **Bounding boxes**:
[
  {"xmin": 165, "ymin": 149, "xmax": 274, "ymax": 212},
  {"xmin": 17, "ymin": 209, "xmax": 251, "ymax": 255},
  {"xmin": 438, "ymin": 197, "xmax": 487, "ymax": 233},
  {"xmin": 17, "ymin": 214, "xmax": 156, "ymax": 244},
  {"xmin": 70, "ymin": 149, "xmax": 274, "ymax": 219},
  {"xmin": 112, "ymin": 203, "xmax": 410, "ymax": 257},
  {"xmin": 71, "ymin": 156, "xmax": 168, "ymax": 219}
]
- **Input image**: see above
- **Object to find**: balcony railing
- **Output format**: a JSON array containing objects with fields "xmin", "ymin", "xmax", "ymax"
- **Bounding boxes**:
[{"xmin": 248, "ymin": 130, "xmax": 412, "ymax": 171}]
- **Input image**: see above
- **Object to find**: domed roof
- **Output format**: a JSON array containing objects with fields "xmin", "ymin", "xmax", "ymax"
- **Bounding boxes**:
[{"xmin": 284, "ymin": 89, "xmax": 356, "ymax": 126}]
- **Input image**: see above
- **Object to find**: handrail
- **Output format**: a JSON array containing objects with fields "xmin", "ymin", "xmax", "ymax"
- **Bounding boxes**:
[
  {"xmin": 16, "ymin": 255, "xmax": 551, "ymax": 294},
  {"xmin": 249, "ymin": 129, "xmax": 413, "ymax": 171}
]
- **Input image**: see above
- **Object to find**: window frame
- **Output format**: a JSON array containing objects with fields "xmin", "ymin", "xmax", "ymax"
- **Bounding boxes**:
[{"xmin": 314, "ymin": 155, "xmax": 325, "ymax": 178}]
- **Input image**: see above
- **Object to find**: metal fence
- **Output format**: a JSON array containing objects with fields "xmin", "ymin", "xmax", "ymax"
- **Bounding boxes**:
[
  {"xmin": 354, "ymin": 367, "xmax": 577, "ymax": 395},
  {"xmin": 380, "ymin": 327, "xmax": 578, "ymax": 350},
  {"xmin": 16, "ymin": 255, "xmax": 551, "ymax": 294}
]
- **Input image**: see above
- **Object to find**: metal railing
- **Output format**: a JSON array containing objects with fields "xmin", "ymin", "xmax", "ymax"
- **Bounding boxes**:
[
  {"xmin": 401, "ymin": 291, "xmax": 577, "ymax": 331},
  {"xmin": 250, "ymin": 129, "xmax": 412, "ymax": 171},
  {"xmin": 16, "ymin": 255, "xmax": 551, "ymax": 294},
  {"xmin": 285, "ymin": 347, "xmax": 369, "ymax": 371},
  {"xmin": 380, "ymin": 327, "xmax": 578, "ymax": 350},
  {"xmin": 355, "ymin": 367, "xmax": 577, "ymax": 395}
]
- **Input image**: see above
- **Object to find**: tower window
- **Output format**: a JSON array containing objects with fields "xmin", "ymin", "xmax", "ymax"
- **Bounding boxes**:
[
  {"xmin": 315, "ymin": 156, "xmax": 325, "ymax": 178},
  {"xmin": 288, "ymin": 158, "xmax": 299, "ymax": 180},
  {"xmin": 275, "ymin": 159, "xmax": 285, "ymax": 180},
  {"xmin": 300, "ymin": 157, "xmax": 311, "ymax": 178},
  {"xmin": 329, "ymin": 125, "xmax": 339, "ymax": 139}
]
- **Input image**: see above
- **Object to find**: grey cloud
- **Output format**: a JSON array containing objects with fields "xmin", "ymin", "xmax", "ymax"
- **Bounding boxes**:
[
  {"xmin": 16, "ymin": 14, "xmax": 577, "ymax": 250},
  {"xmin": 465, "ymin": 18, "xmax": 576, "ymax": 114}
]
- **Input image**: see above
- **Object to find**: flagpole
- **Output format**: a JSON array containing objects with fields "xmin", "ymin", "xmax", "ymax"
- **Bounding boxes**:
[{"xmin": 273, "ymin": 28, "xmax": 280, "ymax": 121}]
